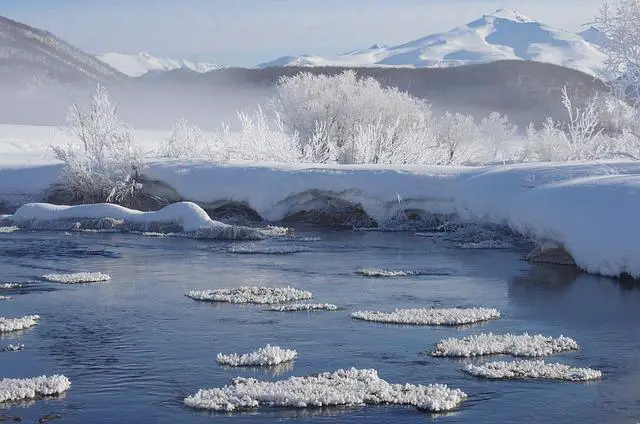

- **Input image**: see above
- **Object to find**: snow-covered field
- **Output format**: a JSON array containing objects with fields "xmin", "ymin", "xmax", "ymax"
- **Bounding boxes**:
[{"xmin": 2, "ymin": 123, "xmax": 640, "ymax": 278}]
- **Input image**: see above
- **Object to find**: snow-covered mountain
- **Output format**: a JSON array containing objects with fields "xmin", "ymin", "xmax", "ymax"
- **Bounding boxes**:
[
  {"xmin": 259, "ymin": 9, "xmax": 607, "ymax": 77},
  {"xmin": 0, "ymin": 15, "xmax": 125, "ymax": 85},
  {"xmin": 96, "ymin": 53, "xmax": 221, "ymax": 77}
]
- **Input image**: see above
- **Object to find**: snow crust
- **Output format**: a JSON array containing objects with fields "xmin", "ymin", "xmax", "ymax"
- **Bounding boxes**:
[
  {"xmin": 266, "ymin": 303, "xmax": 338, "ymax": 312},
  {"xmin": 216, "ymin": 345, "xmax": 297, "ymax": 367},
  {"xmin": 352, "ymin": 308, "xmax": 500, "ymax": 326},
  {"xmin": 185, "ymin": 286, "xmax": 313, "ymax": 304},
  {"xmin": 463, "ymin": 360, "xmax": 602, "ymax": 381},
  {"xmin": 184, "ymin": 368, "xmax": 466, "ymax": 412},
  {"xmin": 42, "ymin": 272, "xmax": 111, "ymax": 284},
  {"xmin": 0, "ymin": 315, "xmax": 40, "ymax": 333},
  {"xmin": 0, "ymin": 375, "xmax": 71, "ymax": 403},
  {"xmin": 432, "ymin": 333, "xmax": 579, "ymax": 357}
]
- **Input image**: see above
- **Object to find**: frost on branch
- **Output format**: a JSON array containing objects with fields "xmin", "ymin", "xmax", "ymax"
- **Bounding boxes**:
[
  {"xmin": 159, "ymin": 118, "xmax": 208, "ymax": 159},
  {"xmin": 51, "ymin": 85, "xmax": 142, "ymax": 206}
]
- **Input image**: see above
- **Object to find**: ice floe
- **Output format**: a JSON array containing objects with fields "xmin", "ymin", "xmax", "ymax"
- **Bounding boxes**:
[
  {"xmin": 3, "ymin": 344, "xmax": 24, "ymax": 352},
  {"xmin": 432, "ymin": 333, "xmax": 579, "ymax": 357},
  {"xmin": 0, "ymin": 283, "xmax": 21, "ymax": 289},
  {"xmin": 184, "ymin": 368, "xmax": 466, "ymax": 412},
  {"xmin": 0, "ymin": 296, "xmax": 10, "ymax": 300},
  {"xmin": 355, "ymin": 268, "xmax": 449, "ymax": 277},
  {"xmin": 185, "ymin": 286, "xmax": 313, "ymax": 304},
  {"xmin": 462, "ymin": 360, "xmax": 602, "ymax": 381},
  {"xmin": 0, "ymin": 375, "xmax": 71, "ymax": 403},
  {"xmin": 42, "ymin": 272, "xmax": 111, "ymax": 284},
  {"xmin": 216, "ymin": 345, "xmax": 298, "ymax": 367},
  {"xmin": 0, "ymin": 226, "xmax": 19, "ymax": 233},
  {"xmin": 228, "ymin": 244, "xmax": 313, "ymax": 254},
  {"xmin": 0, "ymin": 315, "xmax": 40, "ymax": 333},
  {"xmin": 352, "ymin": 308, "xmax": 500, "ymax": 326},
  {"xmin": 266, "ymin": 303, "xmax": 338, "ymax": 312}
]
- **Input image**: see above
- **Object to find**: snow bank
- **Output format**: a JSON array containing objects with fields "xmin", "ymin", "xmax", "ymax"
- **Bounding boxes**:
[
  {"xmin": 352, "ymin": 308, "xmax": 500, "ymax": 326},
  {"xmin": 217, "ymin": 345, "xmax": 297, "ymax": 367},
  {"xmin": 432, "ymin": 333, "xmax": 579, "ymax": 357},
  {"xmin": 0, "ymin": 315, "xmax": 40, "ymax": 333},
  {"xmin": 10, "ymin": 202, "xmax": 264, "ymax": 239},
  {"xmin": 185, "ymin": 286, "xmax": 313, "ymax": 304},
  {"xmin": 0, "ymin": 375, "xmax": 71, "ymax": 403},
  {"xmin": 266, "ymin": 303, "xmax": 338, "ymax": 312},
  {"xmin": 228, "ymin": 244, "xmax": 313, "ymax": 254},
  {"xmin": 463, "ymin": 360, "xmax": 602, "ymax": 381},
  {"xmin": 42, "ymin": 272, "xmax": 111, "ymax": 284},
  {"xmin": 184, "ymin": 368, "xmax": 466, "ymax": 412}
]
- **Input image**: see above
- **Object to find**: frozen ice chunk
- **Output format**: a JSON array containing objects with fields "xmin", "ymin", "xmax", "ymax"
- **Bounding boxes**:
[
  {"xmin": 42, "ymin": 272, "xmax": 111, "ymax": 284},
  {"xmin": 217, "ymin": 345, "xmax": 297, "ymax": 367},
  {"xmin": 0, "ymin": 315, "xmax": 40, "ymax": 333},
  {"xmin": 352, "ymin": 308, "xmax": 500, "ymax": 326},
  {"xmin": 463, "ymin": 360, "xmax": 602, "ymax": 381},
  {"xmin": 185, "ymin": 286, "xmax": 313, "ymax": 304},
  {"xmin": 3, "ymin": 344, "xmax": 25, "ymax": 352},
  {"xmin": 0, "ymin": 375, "xmax": 71, "ymax": 403},
  {"xmin": 432, "ymin": 333, "xmax": 579, "ymax": 357},
  {"xmin": 0, "ymin": 226, "xmax": 19, "ymax": 233},
  {"xmin": 184, "ymin": 368, "xmax": 466, "ymax": 412},
  {"xmin": 267, "ymin": 303, "xmax": 338, "ymax": 312}
]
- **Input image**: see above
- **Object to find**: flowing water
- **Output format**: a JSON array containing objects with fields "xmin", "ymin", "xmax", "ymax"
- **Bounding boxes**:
[{"xmin": 0, "ymin": 229, "xmax": 639, "ymax": 423}]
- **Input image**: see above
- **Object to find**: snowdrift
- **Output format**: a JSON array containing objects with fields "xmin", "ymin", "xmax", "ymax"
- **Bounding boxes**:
[{"xmin": 3, "ymin": 160, "xmax": 640, "ymax": 277}]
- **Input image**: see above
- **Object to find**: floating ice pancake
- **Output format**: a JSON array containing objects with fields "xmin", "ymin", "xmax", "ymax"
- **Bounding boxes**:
[
  {"xmin": 266, "ymin": 303, "xmax": 338, "ymax": 312},
  {"xmin": 217, "ymin": 345, "xmax": 297, "ymax": 367},
  {"xmin": 0, "ymin": 226, "xmax": 19, "ymax": 233},
  {"xmin": 432, "ymin": 333, "xmax": 579, "ymax": 357},
  {"xmin": 355, "ymin": 268, "xmax": 450, "ymax": 277},
  {"xmin": 184, "ymin": 368, "xmax": 466, "ymax": 412},
  {"xmin": 0, "ymin": 315, "xmax": 40, "ymax": 333},
  {"xmin": 42, "ymin": 272, "xmax": 111, "ymax": 284},
  {"xmin": 185, "ymin": 286, "xmax": 313, "ymax": 304},
  {"xmin": 462, "ymin": 360, "xmax": 602, "ymax": 381},
  {"xmin": 0, "ymin": 375, "xmax": 71, "ymax": 403},
  {"xmin": 352, "ymin": 308, "xmax": 500, "ymax": 326},
  {"xmin": 228, "ymin": 244, "xmax": 313, "ymax": 254}
]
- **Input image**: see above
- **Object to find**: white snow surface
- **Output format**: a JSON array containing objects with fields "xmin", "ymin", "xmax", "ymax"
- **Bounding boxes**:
[
  {"xmin": 184, "ymin": 368, "xmax": 466, "ymax": 412},
  {"xmin": 463, "ymin": 360, "xmax": 602, "ymax": 381},
  {"xmin": 96, "ymin": 52, "xmax": 221, "ymax": 77},
  {"xmin": 0, "ymin": 315, "xmax": 40, "ymax": 333},
  {"xmin": 42, "ymin": 272, "xmax": 111, "ymax": 284},
  {"xmin": 185, "ymin": 286, "xmax": 313, "ymax": 304},
  {"xmin": 216, "ymin": 345, "xmax": 298, "ymax": 367},
  {"xmin": 432, "ymin": 333, "xmax": 579, "ymax": 357},
  {"xmin": 266, "ymin": 303, "xmax": 338, "ymax": 312},
  {"xmin": 352, "ymin": 308, "xmax": 501, "ymax": 326},
  {"xmin": 258, "ymin": 9, "xmax": 606, "ymax": 76},
  {"xmin": 0, "ymin": 375, "xmax": 71, "ymax": 403}
]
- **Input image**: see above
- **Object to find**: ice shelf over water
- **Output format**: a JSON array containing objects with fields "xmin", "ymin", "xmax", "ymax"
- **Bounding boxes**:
[
  {"xmin": 184, "ymin": 368, "xmax": 466, "ymax": 412},
  {"xmin": 185, "ymin": 286, "xmax": 313, "ymax": 304},
  {"xmin": 352, "ymin": 308, "xmax": 501, "ymax": 326},
  {"xmin": 432, "ymin": 333, "xmax": 579, "ymax": 357},
  {"xmin": 216, "ymin": 345, "xmax": 297, "ymax": 367},
  {"xmin": 463, "ymin": 360, "xmax": 602, "ymax": 381}
]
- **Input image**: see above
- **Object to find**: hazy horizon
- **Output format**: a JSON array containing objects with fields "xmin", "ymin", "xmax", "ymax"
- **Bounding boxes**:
[{"xmin": 2, "ymin": 0, "xmax": 603, "ymax": 67}]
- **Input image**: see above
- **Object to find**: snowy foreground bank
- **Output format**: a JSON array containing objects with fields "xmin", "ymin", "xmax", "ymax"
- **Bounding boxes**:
[{"xmin": 2, "ymin": 160, "xmax": 640, "ymax": 277}]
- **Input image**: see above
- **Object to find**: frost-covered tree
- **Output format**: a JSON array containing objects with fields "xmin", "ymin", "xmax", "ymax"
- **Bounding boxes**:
[
  {"xmin": 596, "ymin": 0, "xmax": 640, "ymax": 104},
  {"xmin": 160, "ymin": 119, "xmax": 208, "ymax": 159},
  {"xmin": 51, "ymin": 85, "xmax": 142, "ymax": 205},
  {"xmin": 434, "ymin": 112, "xmax": 479, "ymax": 165}
]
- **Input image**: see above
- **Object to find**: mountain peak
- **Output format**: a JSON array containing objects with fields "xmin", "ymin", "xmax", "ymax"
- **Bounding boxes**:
[{"xmin": 485, "ymin": 8, "xmax": 533, "ymax": 23}]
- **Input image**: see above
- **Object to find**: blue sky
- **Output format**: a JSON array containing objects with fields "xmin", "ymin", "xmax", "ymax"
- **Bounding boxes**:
[{"xmin": 1, "ymin": 0, "xmax": 603, "ymax": 66}]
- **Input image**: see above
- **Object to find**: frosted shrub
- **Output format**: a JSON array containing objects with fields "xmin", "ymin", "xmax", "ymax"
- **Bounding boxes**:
[
  {"xmin": 478, "ymin": 112, "xmax": 517, "ymax": 163},
  {"xmin": 52, "ymin": 85, "xmax": 142, "ymax": 205},
  {"xmin": 271, "ymin": 70, "xmax": 436, "ymax": 165},
  {"xmin": 434, "ymin": 112, "xmax": 480, "ymax": 165},
  {"xmin": 523, "ymin": 118, "xmax": 570, "ymax": 162},
  {"xmin": 160, "ymin": 119, "xmax": 208, "ymax": 159}
]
